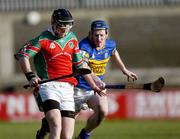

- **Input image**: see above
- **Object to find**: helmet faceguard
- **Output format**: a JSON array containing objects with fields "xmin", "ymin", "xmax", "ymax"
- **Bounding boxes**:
[{"xmin": 51, "ymin": 9, "xmax": 74, "ymax": 38}]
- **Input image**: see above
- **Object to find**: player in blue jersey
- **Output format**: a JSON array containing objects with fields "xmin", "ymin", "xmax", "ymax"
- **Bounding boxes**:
[
  {"xmin": 74, "ymin": 20, "xmax": 137, "ymax": 139},
  {"xmin": 36, "ymin": 20, "xmax": 137, "ymax": 139}
]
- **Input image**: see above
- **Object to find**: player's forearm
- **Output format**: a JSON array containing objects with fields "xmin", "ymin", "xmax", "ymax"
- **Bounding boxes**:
[
  {"xmin": 115, "ymin": 58, "xmax": 126, "ymax": 71},
  {"xmin": 83, "ymin": 74, "xmax": 97, "ymax": 88},
  {"xmin": 112, "ymin": 50, "xmax": 127, "ymax": 72},
  {"xmin": 90, "ymin": 72, "xmax": 99, "ymax": 81},
  {"xmin": 18, "ymin": 58, "xmax": 39, "ymax": 82},
  {"xmin": 18, "ymin": 57, "xmax": 33, "ymax": 74}
]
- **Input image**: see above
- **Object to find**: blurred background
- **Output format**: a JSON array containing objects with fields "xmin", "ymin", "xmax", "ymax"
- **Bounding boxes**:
[
  {"xmin": 0, "ymin": 0, "xmax": 180, "ymax": 139},
  {"xmin": 0, "ymin": 0, "xmax": 180, "ymax": 89}
]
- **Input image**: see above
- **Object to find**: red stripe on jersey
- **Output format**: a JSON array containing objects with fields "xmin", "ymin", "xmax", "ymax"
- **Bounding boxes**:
[
  {"xmin": 74, "ymin": 49, "xmax": 80, "ymax": 54},
  {"xmin": 20, "ymin": 51, "xmax": 30, "ymax": 58},
  {"xmin": 73, "ymin": 59, "xmax": 84, "ymax": 66},
  {"xmin": 26, "ymin": 46, "xmax": 40, "ymax": 53}
]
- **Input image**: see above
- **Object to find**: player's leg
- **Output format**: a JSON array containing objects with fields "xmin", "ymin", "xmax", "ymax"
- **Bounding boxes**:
[
  {"xmin": 38, "ymin": 82, "xmax": 75, "ymax": 139},
  {"xmin": 85, "ymin": 95, "xmax": 108, "ymax": 132},
  {"xmin": 37, "ymin": 82, "xmax": 65, "ymax": 139},
  {"xmin": 43, "ymin": 100, "xmax": 62, "ymax": 139},
  {"xmin": 37, "ymin": 112, "xmax": 78, "ymax": 138},
  {"xmin": 46, "ymin": 110, "xmax": 61, "ymax": 139},
  {"xmin": 60, "ymin": 111, "xmax": 75, "ymax": 139},
  {"xmin": 38, "ymin": 116, "xmax": 75, "ymax": 139},
  {"xmin": 59, "ymin": 83, "xmax": 76, "ymax": 139},
  {"xmin": 76, "ymin": 93, "xmax": 108, "ymax": 139},
  {"xmin": 33, "ymin": 87, "xmax": 50, "ymax": 139},
  {"xmin": 36, "ymin": 117, "xmax": 49, "ymax": 139},
  {"xmin": 74, "ymin": 88, "xmax": 95, "ymax": 139}
]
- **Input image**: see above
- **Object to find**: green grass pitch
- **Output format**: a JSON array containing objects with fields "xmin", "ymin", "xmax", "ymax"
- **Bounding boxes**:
[{"xmin": 1, "ymin": 119, "xmax": 180, "ymax": 139}]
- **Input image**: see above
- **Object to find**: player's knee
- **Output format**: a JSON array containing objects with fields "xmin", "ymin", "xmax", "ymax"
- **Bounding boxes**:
[
  {"xmin": 98, "ymin": 105, "xmax": 108, "ymax": 118},
  {"xmin": 47, "ymin": 117, "xmax": 59, "ymax": 129},
  {"xmin": 46, "ymin": 111, "xmax": 61, "ymax": 129}
]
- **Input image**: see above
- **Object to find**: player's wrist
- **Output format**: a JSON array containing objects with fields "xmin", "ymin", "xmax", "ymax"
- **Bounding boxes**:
[
  {"xmin": 92, "ymin": 84, "xmax": 101, "ymax": 92},
  {"xmin": 25, "ymin": 72, "xmax": 36, "ymax": 81}
]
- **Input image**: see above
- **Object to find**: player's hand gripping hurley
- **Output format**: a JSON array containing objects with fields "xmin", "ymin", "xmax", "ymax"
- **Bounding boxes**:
[
  {"xmin": 105, "ymin": 77, "xmax": 165, "ymax": 92},
  {"xmin": 24, "ymin": 68, "xmax": 91, "ymax": 89}
]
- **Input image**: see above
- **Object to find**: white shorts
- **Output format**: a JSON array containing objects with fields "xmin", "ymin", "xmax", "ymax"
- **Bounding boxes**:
[
  {"xmin": 74, "ymin": 87, "xmax": 94, "ymax": 112},
  {"xmin": 38, "ymin": 81, "xmax": 75, "ymax": 112}
]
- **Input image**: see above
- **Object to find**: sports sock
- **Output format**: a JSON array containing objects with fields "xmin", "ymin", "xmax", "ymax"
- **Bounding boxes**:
[{"xmin": 78, "ymin": 128, "xmax": 92, "ymax": 139}]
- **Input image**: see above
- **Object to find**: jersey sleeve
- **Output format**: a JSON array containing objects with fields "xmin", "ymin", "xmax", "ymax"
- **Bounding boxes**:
[
  {"xmin": 72, "ymin": 35, "xmax": 85, "ymax": 69},
  {"xmin": 79, "ymin": 38, "xmax": 92, "ymax": 63},
  {"xmin": 106, "ymin": 39, "xmax": 117, "ymax": 56},
  {"xmin": 14, "ymin": 36, "xmax": 41, "ymax": 61}
]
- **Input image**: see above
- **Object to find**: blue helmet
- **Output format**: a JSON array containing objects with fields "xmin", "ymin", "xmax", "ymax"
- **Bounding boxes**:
[{"xmin": 91, "ymin": 20, "xmax": 108, "ymax": 30}]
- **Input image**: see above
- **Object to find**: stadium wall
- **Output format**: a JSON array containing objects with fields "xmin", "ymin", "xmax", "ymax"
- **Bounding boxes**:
[{"xmin": 0, "ymin": 7, "xmax": 180, "ymax": 89}]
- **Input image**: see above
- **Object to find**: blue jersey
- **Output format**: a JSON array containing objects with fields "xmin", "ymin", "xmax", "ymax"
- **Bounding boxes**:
[{"xmin": 76, "ymin": 37, "xmax": 116, "ymax": 90}]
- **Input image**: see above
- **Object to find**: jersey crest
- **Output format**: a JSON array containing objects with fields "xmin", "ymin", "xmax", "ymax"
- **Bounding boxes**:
[
  {"xmin": 49, "ymin": 42, "xmax": 56, "ymax": 49},
  {"xmin": 68, "ymin": 41, "xmax": 74, "ymax": 49}
]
